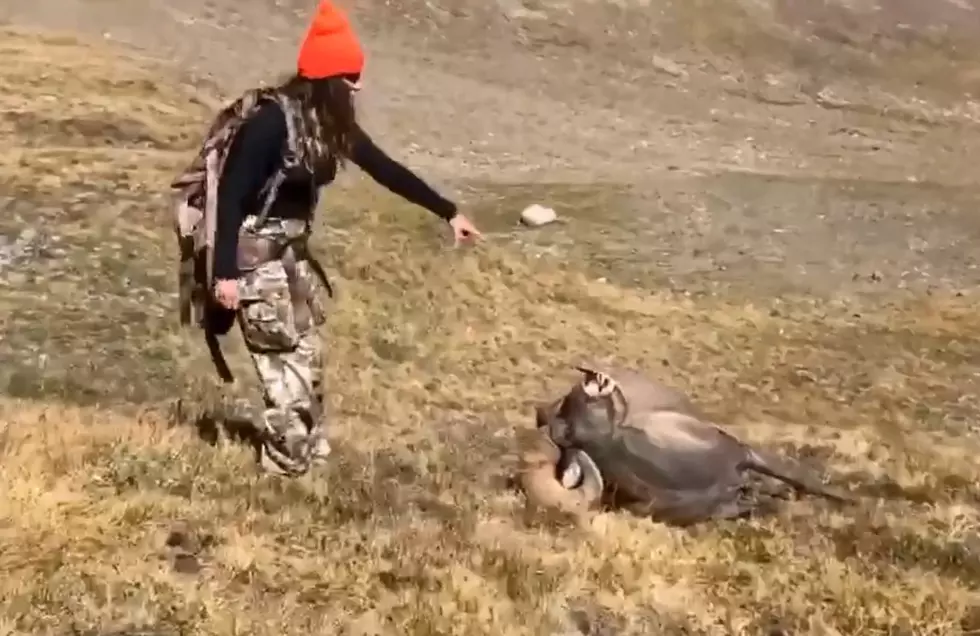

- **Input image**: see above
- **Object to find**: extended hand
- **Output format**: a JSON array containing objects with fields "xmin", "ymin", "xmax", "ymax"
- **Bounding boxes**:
[
  {"xmin": 449, "ymin": 213, "xmax": 482, "ymax": 247},
  {"xmin": 213, "ymin": 278, "xmax": 239, "ymax": 310}
]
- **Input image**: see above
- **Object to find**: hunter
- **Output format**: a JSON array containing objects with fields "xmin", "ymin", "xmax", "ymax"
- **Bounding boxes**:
[{"xmin": 179, "ymin": 0, "xmax": 482, "ymax": 476}]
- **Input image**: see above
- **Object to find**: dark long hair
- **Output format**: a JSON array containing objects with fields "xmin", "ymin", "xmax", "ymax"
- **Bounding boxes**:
[{"xmin": 277, "ymin": 73, "xmax": 357, "ymax": 167}]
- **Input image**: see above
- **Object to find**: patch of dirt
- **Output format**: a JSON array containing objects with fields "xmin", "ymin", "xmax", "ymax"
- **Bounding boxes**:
[
  {"xmin": 8, "ymin": 0, "xmax": 976, "ymax": 303},
  {"xmin": 0, "ymin": 0, "xmax": 980, "ymax": 633}
]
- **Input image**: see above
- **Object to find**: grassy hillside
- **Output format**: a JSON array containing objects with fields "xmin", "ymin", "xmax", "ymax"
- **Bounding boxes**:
[{"xmin": 1, "ymin": 26, "xmax": 979, "ymax": 635}]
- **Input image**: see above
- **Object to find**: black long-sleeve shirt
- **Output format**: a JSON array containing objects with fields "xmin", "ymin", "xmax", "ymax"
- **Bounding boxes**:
[{"xmin": 213, "ymin": 101, "xmax": 458, "ymax": 279}]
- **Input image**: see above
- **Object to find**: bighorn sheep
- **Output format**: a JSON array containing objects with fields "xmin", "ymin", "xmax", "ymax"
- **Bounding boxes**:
[{"xmin": 519, "ymin": 364, "xmax": 852, "ymax": 526}]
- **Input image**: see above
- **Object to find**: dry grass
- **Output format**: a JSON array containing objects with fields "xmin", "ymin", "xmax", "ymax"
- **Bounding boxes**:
[{"xmin": 2, "ymin": 26, "xmax": 980, "ymax": 636}]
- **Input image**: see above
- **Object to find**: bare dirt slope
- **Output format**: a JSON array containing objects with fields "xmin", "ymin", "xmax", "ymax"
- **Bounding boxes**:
[
  {"xmin": 1, "ymin": 0, "xmax": 980, "ymax": 634},
  {"xmin": 4, "ymin": 0, "xmax": 980, "ymax": 296}
]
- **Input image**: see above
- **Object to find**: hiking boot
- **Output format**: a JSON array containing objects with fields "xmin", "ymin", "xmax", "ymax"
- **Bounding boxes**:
[
  {"xmin": 256, "ymin": 427, "xmax": 313, "ymax": 476},
  {"xmin": 258, "ymin": 447, "xmax": 293, "ymax": 475}
]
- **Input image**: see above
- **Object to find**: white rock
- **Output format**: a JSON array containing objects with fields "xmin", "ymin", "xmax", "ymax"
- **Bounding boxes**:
[
  {"xmin": 651, "ymin": 55, "xmax": 687, "ymax": 78},
  {"xmin": 520, "ymin": 204, "xmax": 558, "ymax": 227}
]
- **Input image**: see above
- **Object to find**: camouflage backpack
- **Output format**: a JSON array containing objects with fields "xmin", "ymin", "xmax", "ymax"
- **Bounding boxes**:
[{"xmin": 169, "ymin": 87, "xmax": 307, "ymax": 383}]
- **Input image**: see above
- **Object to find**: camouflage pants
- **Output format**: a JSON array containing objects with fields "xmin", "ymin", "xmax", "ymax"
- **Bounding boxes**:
[{"xmin": 236, "ymin": 228, "xmax": 330, "ymax": 476}]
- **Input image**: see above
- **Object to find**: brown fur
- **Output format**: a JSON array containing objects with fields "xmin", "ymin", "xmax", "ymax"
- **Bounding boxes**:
[{"xmin": 630, "ymin": 411, "xmax": 722, "ymax": 453}]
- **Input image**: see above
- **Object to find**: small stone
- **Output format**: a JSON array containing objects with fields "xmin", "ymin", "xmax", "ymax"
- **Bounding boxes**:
[
  {"xmin": 651, "ymin": 55, "xmax": 687, "ymax": 78},
  {"xmin": 520, "ymin": 204, "xmax": 558, "ymax": 227}
]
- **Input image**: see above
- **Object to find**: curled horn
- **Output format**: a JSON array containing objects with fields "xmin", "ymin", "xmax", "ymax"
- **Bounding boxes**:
[
  {"xmin": 516, "ymin": 428, "xmax": 599, "ymax": 518},
  {"xmin": 564, "ymin": 449, "xmax": 604, "ymax": 504},
  {"xmin": 574, "ymin": 365, "xmax": 629, "ymax": 427}
]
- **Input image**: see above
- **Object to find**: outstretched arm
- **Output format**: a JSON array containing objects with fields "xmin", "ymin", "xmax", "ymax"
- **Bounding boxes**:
[{"xmin": 349, "ymin": 125, "xmax": 458, "ymax": 222}]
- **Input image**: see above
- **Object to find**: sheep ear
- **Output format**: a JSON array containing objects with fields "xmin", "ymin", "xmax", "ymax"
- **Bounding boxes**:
[
  {"xmin": 533, "ymin": 403, "xmax": 548, "ymax": 429},
  {"xmin": 609, "ymin": 383, "xmax": 630, "ymax": 427},
  {"xmin": 534, "ymin": 397, "xmax": 562, "ymax": 429}
]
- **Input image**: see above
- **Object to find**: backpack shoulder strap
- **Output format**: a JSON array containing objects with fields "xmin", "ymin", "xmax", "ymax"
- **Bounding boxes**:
[{"xmin": 251, "ymin": 92, "xmax": 309, "ymax": 227}]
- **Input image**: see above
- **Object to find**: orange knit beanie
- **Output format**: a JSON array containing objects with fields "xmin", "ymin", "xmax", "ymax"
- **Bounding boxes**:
[{"xmin": 296, "ymin": 0, "xmax": 365, "ymax": 79}]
